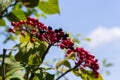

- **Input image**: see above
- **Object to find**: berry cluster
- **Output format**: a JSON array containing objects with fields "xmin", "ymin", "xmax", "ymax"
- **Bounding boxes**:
[
  {"xmin": 65, "ymin": 47, "xmax": 99, "ymax": 77},
  {"xmin": 75, "ymin": 47, "xmax": 99, "ymax": 77},
  {"xmin": 9, "ymin": 16, "xmax": 99, "ymax": 78}
]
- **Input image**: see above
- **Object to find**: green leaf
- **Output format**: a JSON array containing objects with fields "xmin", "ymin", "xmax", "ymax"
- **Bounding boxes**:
[
  {"xmin": 7, "ymin": 10, "xmax": 26, "ymax": 22},
  {"xmin": 56, "ymin": 59, "xmax": 71, "ymax": 69},
  {"xmin": 28, "ymin": 53, "xmax": 42, "ymax": 66},
  {"xmin": 15, "ymin": 40, "xmax": 47, "ymax": 68},
  {"xmin": 3, "ymin": 34, "xmax": 17, "ymax": 43},
  {"xmin": 81, "ymin": 70, "xmax": 103, "ymax": 80},
  {"xmin": 0, "ymin": 0, "xmax": 14, "ymax": 12},
  {"xmin": 73, "ymin": 38, "xmax": 80, "ymax": 44},
  {"xmin": 34, "ymin": 70, "xmax": 54, "ymax": 80},
  {"xmin": 0, "ymin": 56, "xmax": 24, "ymax": 78},
  {"xmin": 13, "ymin": 3, "xmax": 22, "ymax": 11},
  {"xmin": 6, "ymin": 76, "xmax": 24, "ymax": 80},
  {"xmin": 66, "ymin": 52, "xmax": 76, "ymax": 60},
  {"xmin": 72, "ymin": 68, "xmax": 81, "ymax": 76},
  {"xmin": 0, "ymin": 18, "xmax": 6, "ymax": 26},
  {"xmin": 38, "ymin": 0, "xmax": 60, "ymax": 14},
  {"xmin": 105, "ymin": 63, "xmax": 113, "ymax": 67},
  {"xmin": 102, "ymin": 59, "xmax": 106, "ymax": 66},
  {"xmin": 21, "ymin": 0, "xmax": 39, "ymax": 7},
  {"xmin": 19, "ymin": 33, "xmax": 30, "ymax": 43},
  {"xmin": 82, "ymin": 37, "xmax": 91, "ymax": 42},
  {"xmin": 0, "ymin": 76, "xmax": 2, "ymax": 80},
  {"xmin": 5, "ymin": 64, "xmax": 24, "ymax": 78}
]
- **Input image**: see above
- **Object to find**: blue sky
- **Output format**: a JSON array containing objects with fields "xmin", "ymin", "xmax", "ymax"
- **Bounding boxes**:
[
  {"xmin": 1, "ymin": 0, "xmax": 120, "ymax": 80},
  {"xmin": 40, "ymin": 0, "xmax": 120, "ymax": 80}
]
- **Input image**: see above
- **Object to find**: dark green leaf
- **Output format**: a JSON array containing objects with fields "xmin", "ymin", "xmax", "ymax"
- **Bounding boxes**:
[
  {"xmin": 0, "ymin": 18, "xmax": 6, "ymax": 26},
  {"xmin": 7, "ymin": 10, "xmax": 26, "ymax": 22},
  {"xmin": 38, "ymin": 0, "xmax": 60, "ymax": 14},
  {"xmin": 21, "ymin": 0, "xmax": 39, "ymax": 7},
  {"xmin": 34, "ymin": 70, "xmax": 54, "ymax": 80}
]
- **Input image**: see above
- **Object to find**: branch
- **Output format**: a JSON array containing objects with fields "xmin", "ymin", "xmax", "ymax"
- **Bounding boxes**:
[
  {"xmin": 56, "ymin": 65, "xmax": 78, "ymax": 80},
  {"xmin": 41, "ymin": 44, "xmax": 51, "ymax": 63},
  {"xmin": 2, "ymin": 49, "xmax": 7, "ymax": 80}
]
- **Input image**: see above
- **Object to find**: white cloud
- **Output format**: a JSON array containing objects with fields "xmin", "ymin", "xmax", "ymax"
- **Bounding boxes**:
[{"xmin": 88, "ymin": 26, "xmax": 120, "ymax": 48}]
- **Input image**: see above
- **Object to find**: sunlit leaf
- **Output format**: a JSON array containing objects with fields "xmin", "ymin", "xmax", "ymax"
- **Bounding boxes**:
[
  {"xmin": 82, "ymin": 37, "xmax": 91, "ymax": 42},
  {"xmin": 0, "ymin": 0, "xmax": 13, "ymax": 12},
  {"xmin": 0, "ymin": 56, "xmax": 24, "ymax": 78},
  {"xmin": 38, "ymin": 0, "xmax": 60, "ymax": 14},
  {"xmin": 19, "ymin": 33, "xmax": 30, "ymax": 43},
  {"xmin": 16, "ymin": 37, "xmax": 47, "ymax": 68},
  {"xmin": 72, "ymin": 68, "xmax": 81, "ymax": 76},
  {"xmin": 56, "ymin": 59, "xmax": 71, "ymax": 69},
  {"xmin": 81, "ymin": 70, "xmax": 103, "ymax": 80},
  {"xmin": 66, "ymin": 52, "xmax": 76, "ymax": 60},
  {"xmin": 13, "ymin": 3, "xmax": 22, "ymax": 11}
]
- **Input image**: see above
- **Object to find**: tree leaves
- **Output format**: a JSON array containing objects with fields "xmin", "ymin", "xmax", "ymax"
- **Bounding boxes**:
[
  {"xmin": 56, "ymin": 59, "xmax": 71, "ymax": 69},
  {"xmin": 0, "ymin": 55, "xmax": 24, "ymax": 80},
  {"xmin": 33, "ymin": 68, "xmax": 54, "ymax": 80},
  {"xmin": 38, "ymin": 0, "xmax": 60, "ymax": 14},
  {"xmin": 21, "ymin": 0, "xmax": 39, "ymax": 7},
  {"xmin": 19, "ymin": 33, "xmax": 30, "ymax": 43},
  {"xmin": 15, "ymin": 34, "xmax": 47, "ymax": 68},
  {"xmin": 0, "ymin": 18, "xmax": 6, "ymax": 26},
  {"xmin": 7, "ymin": 10, "xmax": 26, "ymax": 22},
  {"xmin": 80, "ymin": 70, "xmax": 103, "ymax": 80},
  {"xmin": 72, "ymin": 68, "xmax": 103, "ymax": 80}
]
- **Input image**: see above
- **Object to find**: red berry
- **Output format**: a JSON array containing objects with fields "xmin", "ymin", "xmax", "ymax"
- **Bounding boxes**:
[
  {"xmin": 27, "ymin": 16, "xmax": 32, "ymax": 21},
  {"xmin": 60, "ymin": 43, "xmax": 65, "ymax": 49},
  {"xmin": 8, "ymin": 28, "xmax": 15, "ymax": 33},
  {"xmin": 33, "ymin": 28, "xmax": 37, "ymax": 32},
  {"xmin": 30, "ymin": 38, "xmax": 35, "ymax": 43},
  {"xmin": 52, "ymin": 37, "xmax": 58, "ymax": 43},
  {"xmin": 19, "ymin": 20, "xmax": 25, "ymax": 24},
  {"xmin": 11, "ymin": 22, "xmax": 16, "ymax": 26},
  {"xmin": 21, "ymin": 31, "xmax": 25, "ymax": 35},
  {"xmin": 15, "ymin": 22, "xmax": 20, "ymax": 26}
]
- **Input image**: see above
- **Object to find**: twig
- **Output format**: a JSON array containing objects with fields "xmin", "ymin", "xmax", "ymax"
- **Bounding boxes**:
[
  {"xmin": 2, "ymin": 49, "xmax": 7, "ymax": 80},
  {"xmin": 1, "ymin": 48, "xmax": 17, "ymax": 80},
  {"xmin": 29, "ymin": 73, "xmax": 34, "ymax": 80},
  {"xmin": 56, "ymin": 65, "xmax": 78, "ymax": 80},
  {"xmin": 41, "ymin": 44, "xmax": 51, "ymax": 63}
]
